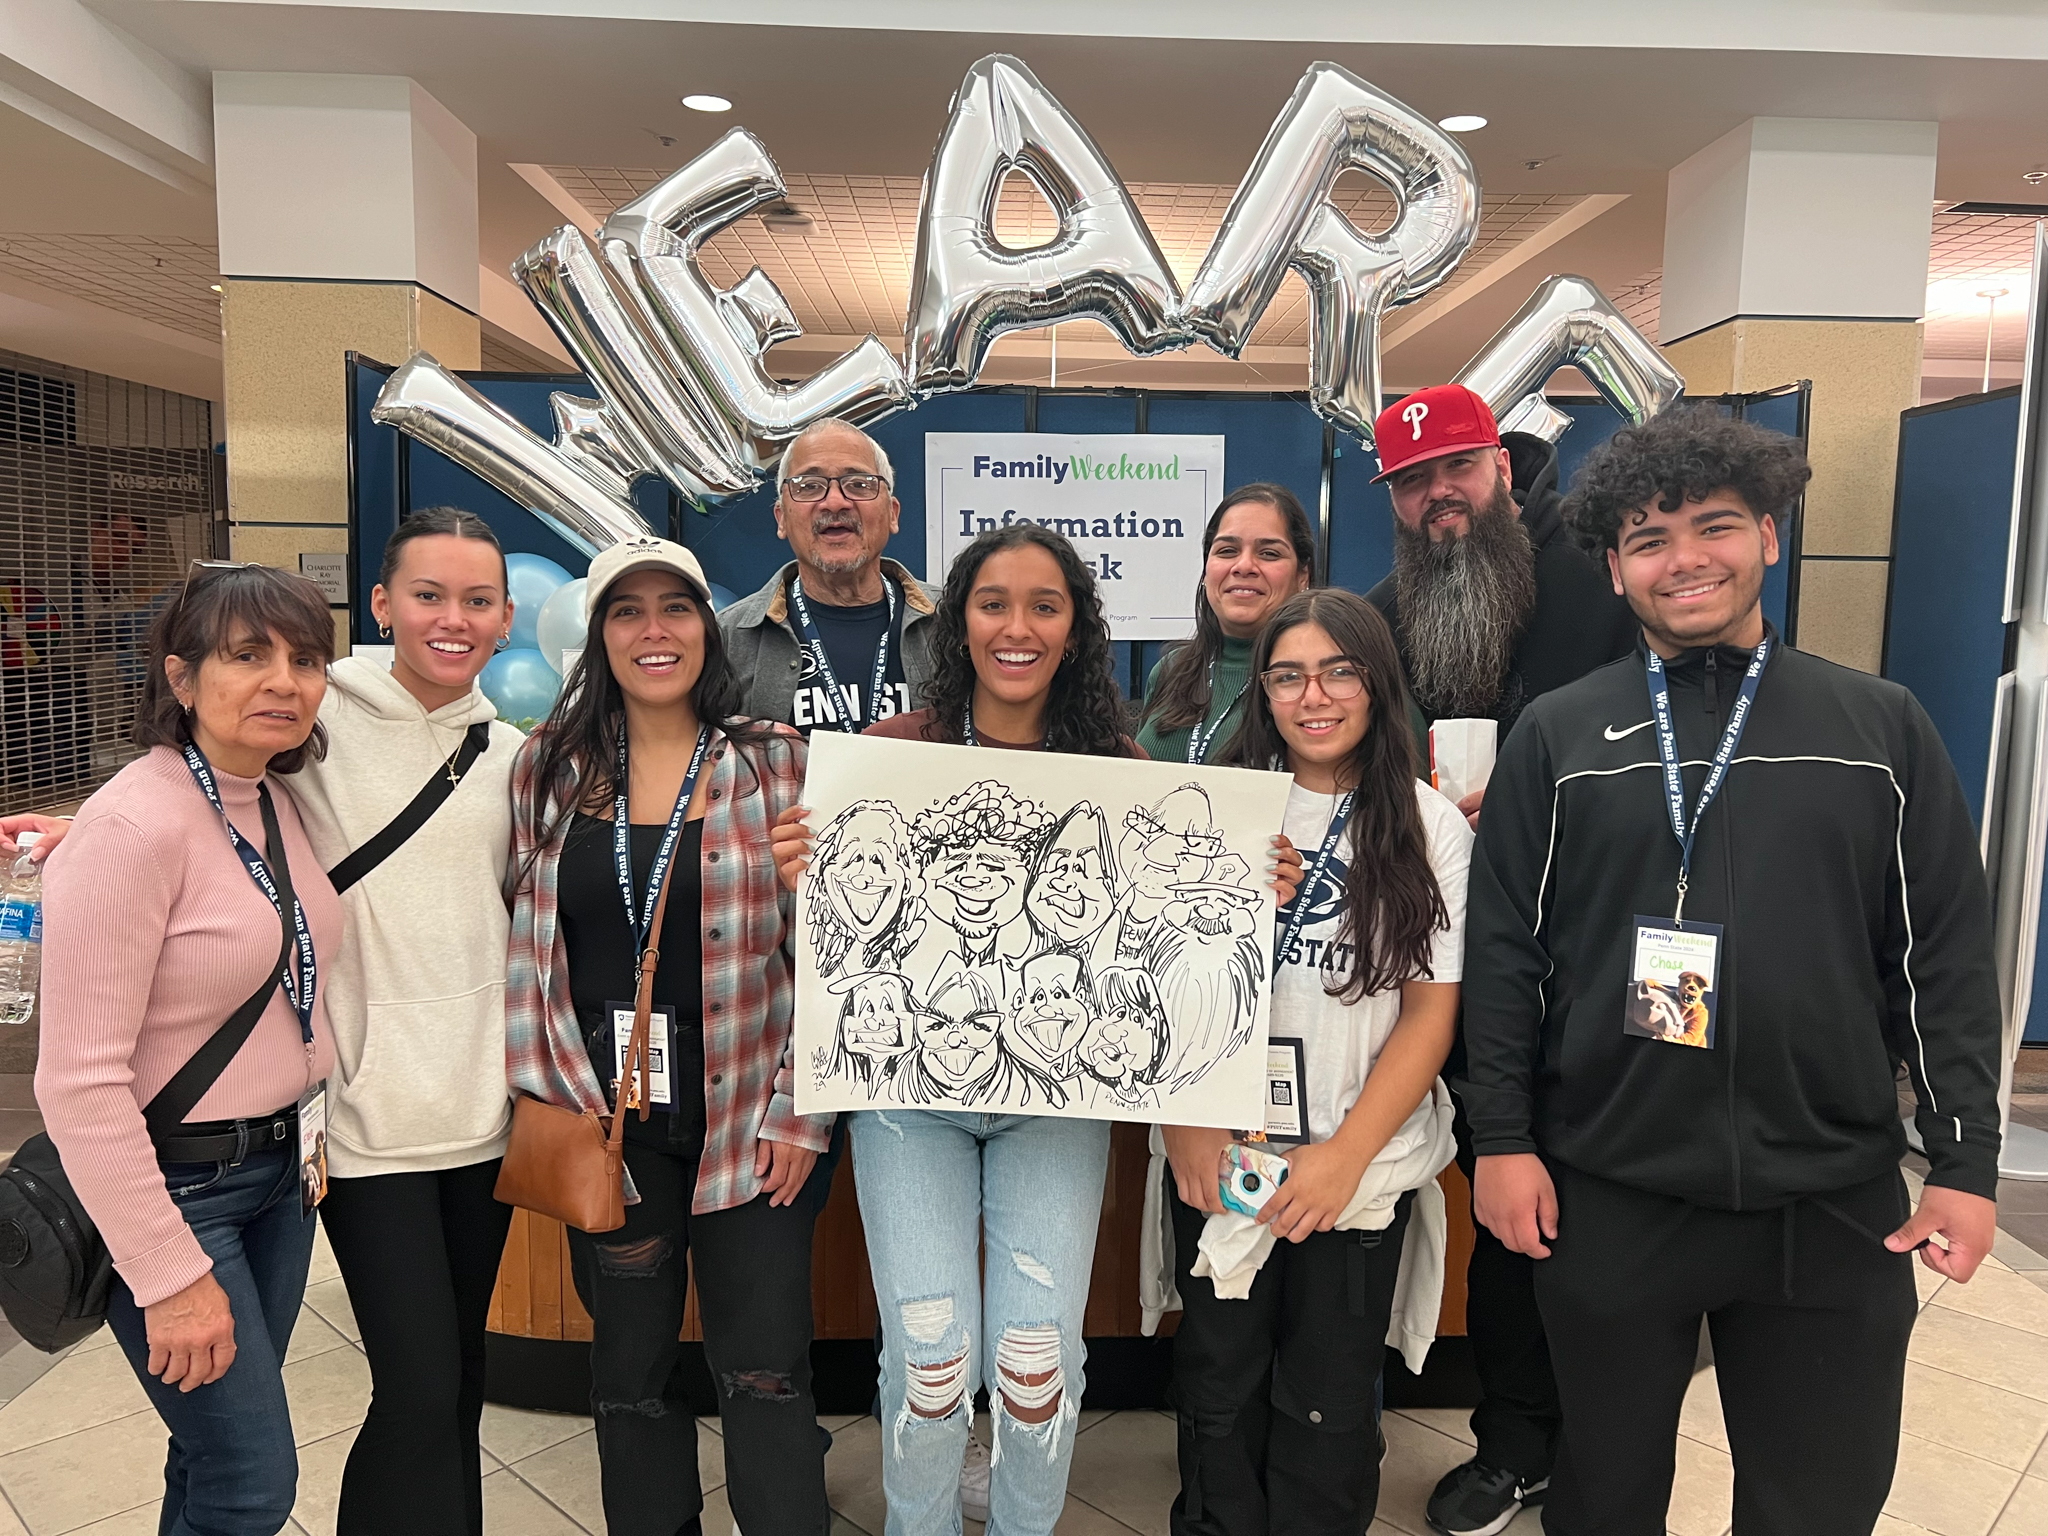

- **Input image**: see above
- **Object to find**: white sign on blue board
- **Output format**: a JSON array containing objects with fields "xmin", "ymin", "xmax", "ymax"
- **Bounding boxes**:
[{"xmin": 924, "ymin": 433, "xmax": 1225, "ymax": 641}]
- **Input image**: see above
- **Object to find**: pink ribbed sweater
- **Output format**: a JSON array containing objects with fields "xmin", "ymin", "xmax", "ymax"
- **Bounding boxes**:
[{"xmin": 35, "ymin": 747, "xmax": 341, "ymax": 1306}]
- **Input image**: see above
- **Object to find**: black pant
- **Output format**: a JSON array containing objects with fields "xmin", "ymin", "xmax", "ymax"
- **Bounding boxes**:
[
  {"xmin": 1452, "ymin": 1091, "xmax": 1561, "ymax": 1479},
  {"xmin": 1168, "ymin": 1176, "xmax": 1415, "ymax": 1536},
  {"xmin": 566, "ymin": 1141, "xmax": 828, "ymax": 1536},
  {"xmin": 318, "ymin": 1158, "xmax": 514, "ymax": 1536},
  {"xmin": 1534, "ymin": 1162, "xmax": 1918, "ymax": 1536}
]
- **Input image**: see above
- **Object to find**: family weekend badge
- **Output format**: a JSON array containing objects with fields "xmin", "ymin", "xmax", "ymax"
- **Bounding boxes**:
[{"xmin": 1625, "ymin": 918, "xmax": 1721, "ymax": 1049}]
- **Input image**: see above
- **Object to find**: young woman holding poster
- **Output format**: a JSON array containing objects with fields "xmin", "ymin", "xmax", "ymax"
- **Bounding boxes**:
[
  {"xmin": 507, "ymin": 536, "xmax": 829, "ymax": 1536},
  {"xmin": 1134, "ymin": 484, "xmax": 1316, "ymax": 766},
  {"xmin": 1163, "ymin": 588, "xmax": 1469, "ymax": 1536},
  {"xmin": 773, "ymin": 524, "xmax": 1302, "ymax": 1536}
]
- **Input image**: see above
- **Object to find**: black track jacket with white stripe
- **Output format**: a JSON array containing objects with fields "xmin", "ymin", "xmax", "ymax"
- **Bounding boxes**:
[{"xmin": 1461, "ymin": 627, "xmax": 2002, "ymax": 1206}]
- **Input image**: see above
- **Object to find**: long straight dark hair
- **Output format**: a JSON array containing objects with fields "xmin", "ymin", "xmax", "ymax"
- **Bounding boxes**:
[
  {"xmin": 521, "ymin": 577, "xmax": 787, "ymax": 856},
  {"xmin": 1217, "ymin": 589, "xmax": 1447, "ymax": 1001},
  {"xmin": 1141, "ymin": 483, "xmax": 1316, "ymax": 734},
  {"xmin": 919, "ymin": 523, "xmax": 1134, "ymax": 758}
]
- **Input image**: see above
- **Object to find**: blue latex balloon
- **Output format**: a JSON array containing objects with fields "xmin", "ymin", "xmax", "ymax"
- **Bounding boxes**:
[
  {"xmin": 505, "ymin": 553, "xmax": 573, "ymax": 651},
  {"xmin": 480, "ymin": 647, "xmax": 561, "ymax": 728},
  {"xmin": 707, "ymin": 582, "xmax": 737, "ymax": 613}
]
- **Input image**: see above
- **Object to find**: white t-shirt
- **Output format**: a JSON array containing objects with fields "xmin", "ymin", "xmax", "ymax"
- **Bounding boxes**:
[{"xmin": 1273, "ymin": 779, "xmax": 1472, "ymax": 1147}]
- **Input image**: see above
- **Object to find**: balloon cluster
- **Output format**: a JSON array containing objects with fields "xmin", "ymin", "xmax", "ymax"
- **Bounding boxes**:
[{"xmin": 372, "ymin": 56, "xmax": 1682, "ymax": 559}]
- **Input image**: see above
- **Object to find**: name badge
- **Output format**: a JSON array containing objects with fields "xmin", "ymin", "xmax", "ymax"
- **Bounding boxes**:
[
  {"xmin": 1262, "ymin": 1036, "xmax": 1309, "ymax": 1144},
  {"xmin": 1625, "ymin": 917, "xmax": 1721, "ymax": 1050},
  {"xmin": 297, "ymin": 1082, "xmax": 328, "ymax": 1216},
  {"xmin": 610, "ymin": 1002, "xmax": 674, "ymax": 1108}
]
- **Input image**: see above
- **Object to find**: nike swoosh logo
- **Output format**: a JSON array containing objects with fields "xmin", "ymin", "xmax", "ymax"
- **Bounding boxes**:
[{"xmin": 1604, "ymin": 720, "xmax": 1654, "ymax": 741}]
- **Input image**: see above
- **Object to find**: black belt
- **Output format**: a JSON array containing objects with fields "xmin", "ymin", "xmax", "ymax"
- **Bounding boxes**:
[{"xmin": 152, "ymin": 1106, "xmax": 298, "ymax": 1167}]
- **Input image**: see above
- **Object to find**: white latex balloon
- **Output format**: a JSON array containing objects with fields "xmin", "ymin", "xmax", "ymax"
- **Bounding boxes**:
[{"xmin": 535, "ymin": 578, "xmax": 590, "ymax": 678}]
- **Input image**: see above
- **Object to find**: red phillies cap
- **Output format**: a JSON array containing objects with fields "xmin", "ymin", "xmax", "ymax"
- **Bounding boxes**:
[{"xmin": 1372, "ymin": 384, "xmax": 1502, "ymax": 481}]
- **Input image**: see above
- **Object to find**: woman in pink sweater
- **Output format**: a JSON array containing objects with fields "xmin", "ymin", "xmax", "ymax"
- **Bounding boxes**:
[{"xmin": 36, "ymin": 563, "xmax": 343, "ymax": 1536}]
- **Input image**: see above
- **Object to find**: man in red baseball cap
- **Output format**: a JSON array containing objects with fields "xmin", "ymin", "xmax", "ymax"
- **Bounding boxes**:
[{"xmin": 1364, "ymin": 383, "xmax": 1635, "ymax": 1536}]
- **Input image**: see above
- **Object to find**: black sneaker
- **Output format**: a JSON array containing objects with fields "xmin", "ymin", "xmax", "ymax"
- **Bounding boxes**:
[{"xmin": 1424, "ymin": 1458, "xmax": 1549, "ymax": 1536}]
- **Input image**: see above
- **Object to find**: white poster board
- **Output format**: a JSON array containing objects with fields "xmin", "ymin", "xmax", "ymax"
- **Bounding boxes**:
[
  {"xmin": 793, "ymin": 732, "xmax": 1293, "ymax": 1126},
  {"xmin": 924, "ymin": 432, "xmax": 1224, "ymax": 640}
]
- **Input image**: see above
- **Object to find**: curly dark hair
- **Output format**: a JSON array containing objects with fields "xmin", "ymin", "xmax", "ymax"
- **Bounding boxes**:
[
  {"xmin": 1561, "ymin": 408, "xmax": 1811, "ymax": 555},
  {"xmin": 1215, "ymin": 589, "xmax": 1446, "ymax": 1003},
  {"xmin": 919, "ymin": 523, "xmax": 1134, "ymax": 757}
]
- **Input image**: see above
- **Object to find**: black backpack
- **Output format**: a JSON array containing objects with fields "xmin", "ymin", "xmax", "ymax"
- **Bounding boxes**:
[{"xmin": 0, "ymin": 787, "xmax": 292, "ymax": 1352}]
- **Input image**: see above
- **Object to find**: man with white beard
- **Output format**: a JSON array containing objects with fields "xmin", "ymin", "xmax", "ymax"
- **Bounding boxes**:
[{"xmin": 1363, "ymin": 383, "xmax": 1634, "ymax": 1536}]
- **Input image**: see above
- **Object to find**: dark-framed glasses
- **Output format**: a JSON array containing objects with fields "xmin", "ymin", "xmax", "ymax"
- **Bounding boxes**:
[
  {"xmin": 782, "ymin": 473, "xmax": 887, "ymax": 504},
  {"xmin": 1260, "ymin": 663, "xmax": 1367, "ymax": 703}
]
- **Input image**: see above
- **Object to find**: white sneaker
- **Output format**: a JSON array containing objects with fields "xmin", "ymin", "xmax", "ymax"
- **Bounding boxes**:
[{"xmin": 960, "ymin": 1435, "xmax": 992, "ymax": 1524}]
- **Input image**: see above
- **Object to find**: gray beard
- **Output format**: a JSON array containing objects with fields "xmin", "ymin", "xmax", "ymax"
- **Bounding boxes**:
[{"xmin": 1392, "ymin": 481, "xmax": 1538, "ymax": 719}]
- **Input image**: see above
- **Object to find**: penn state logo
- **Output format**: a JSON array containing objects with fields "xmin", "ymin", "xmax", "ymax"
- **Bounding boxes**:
[{"xmin": 1402, "ymin": 401, "xmax": 1430, "ymax": 441}]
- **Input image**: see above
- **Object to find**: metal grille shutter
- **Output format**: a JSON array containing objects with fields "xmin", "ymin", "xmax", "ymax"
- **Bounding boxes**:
[{"xmin": 0, "ymin": 348, "xmax": 220, "ymax": 815}]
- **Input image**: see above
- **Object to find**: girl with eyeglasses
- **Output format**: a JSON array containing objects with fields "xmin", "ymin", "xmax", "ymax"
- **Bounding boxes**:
[
  {"xmin": 1161, "ymin": 588, "xmax": 1470, "ymax": 1536},
  {"xmin": 13, "ymin": 512, "xmax": 526, "ymax": 1536},
  {"xmin": 1134, "ymin": 485, "xmax": 1315, "ymax": 766},
  {"xmin": 772, "ymin": 524, "xmax": 1304, "ymax": 1536}
]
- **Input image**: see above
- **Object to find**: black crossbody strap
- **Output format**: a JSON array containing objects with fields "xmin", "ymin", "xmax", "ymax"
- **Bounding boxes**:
[
  {"xmin": 144, "ymin": 785, "xmax": 296, "ymax": 1135},
  {"xmin": 326, "ymin": 721, "xmax": 491, "ymax": 894}
]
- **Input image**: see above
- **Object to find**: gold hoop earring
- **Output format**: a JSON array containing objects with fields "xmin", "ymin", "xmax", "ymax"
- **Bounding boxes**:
[{"xmin": 378, "ymin": 623, "xmax": 391, "ymax": 639}]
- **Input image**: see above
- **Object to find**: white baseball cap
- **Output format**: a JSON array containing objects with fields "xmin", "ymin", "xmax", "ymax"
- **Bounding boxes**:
[{"xmin": 583, "ymin": 535, "xmax": 712, "ymax": 623}]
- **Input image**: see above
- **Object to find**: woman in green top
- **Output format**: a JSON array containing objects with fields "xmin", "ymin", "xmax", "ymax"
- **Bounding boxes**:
[{"xmin": 1134, "ymin": 483, "xmax": 1317, "ymax": 764}]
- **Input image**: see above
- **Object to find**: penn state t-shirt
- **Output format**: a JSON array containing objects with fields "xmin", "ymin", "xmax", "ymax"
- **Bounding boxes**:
[{"xmin": 790, "ymin": 595, "xmax": 911, "ymax": 734}]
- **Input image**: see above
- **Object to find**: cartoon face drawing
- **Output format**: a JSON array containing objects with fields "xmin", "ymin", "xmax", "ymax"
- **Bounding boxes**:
[
  {"xmin": 1026, "ymin": 803, "xmax": 1118, "ymax": 950},
  {"xmin": 915, "ymin": 966, "xmax": 1006, "ymax": 1089},
  {"xmin": 835, "ymin": 972, "xmax": 920, "ymax": 1059},
  {"xmin": 911, "ymin": 781, "xmax": 1051, "ymax": 963},
  {"xmin": 1079, "ymin": 966, "xmax": 1169, "ymax": 1089},
  {"xmin": 1148, "ymin": 882, "xmax": 1266, "ymax": 1088},
  {"xmin": 1009, "ymin": 951, "xmax": 1093, "ymax": 1069},
  {"xmin": 1118, "ymin": 784, "xmax": 1250, "ymax": 907},
  {"xmin": 809, "ymin": 801, "xmax": 924, "ymax": 976}
]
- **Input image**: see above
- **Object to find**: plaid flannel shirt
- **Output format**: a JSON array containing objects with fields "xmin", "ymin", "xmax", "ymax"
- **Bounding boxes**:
[{"xmin": 505, "ymin": 723, "xmax": 831, "ymax": 1215}]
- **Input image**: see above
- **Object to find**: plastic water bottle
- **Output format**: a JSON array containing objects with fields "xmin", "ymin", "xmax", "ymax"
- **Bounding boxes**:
[{"xmin": 0, "ymin": 833, "xmax": 44, "ymax": 1027}]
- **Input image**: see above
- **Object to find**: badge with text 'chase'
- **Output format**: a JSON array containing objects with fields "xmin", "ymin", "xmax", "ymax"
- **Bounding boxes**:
[{"xmin": 1625, "ymin": 918, "xmax": 1721, "ymax": 1050}]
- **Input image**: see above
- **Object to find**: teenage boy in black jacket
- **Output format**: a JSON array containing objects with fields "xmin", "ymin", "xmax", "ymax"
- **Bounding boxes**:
[{"xmin": 1463, "ymin": 410, "xmax": 2001, "ymax": 1535}]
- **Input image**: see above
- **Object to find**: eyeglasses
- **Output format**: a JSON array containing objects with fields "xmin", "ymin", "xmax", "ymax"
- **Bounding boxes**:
[
  {"xmin": 781, "ymin": 473, "xmax": 888, "ymax": 504},
  {"xmin": 1259, "ymin": 663, "xmax": 1367, "ymax": 703},
  {"xmin": 171, "ymin": 559, "xmax": 296, "ymax": 618}
]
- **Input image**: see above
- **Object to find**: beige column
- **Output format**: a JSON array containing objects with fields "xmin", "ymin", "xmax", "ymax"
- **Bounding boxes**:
[
  {"xmin": 1658, "ymin": 118, "xmax": 1936, "ymax": 673},
  {"xmin": 212, "ymin": 74, "xmax": 482, "ymax": 651}
]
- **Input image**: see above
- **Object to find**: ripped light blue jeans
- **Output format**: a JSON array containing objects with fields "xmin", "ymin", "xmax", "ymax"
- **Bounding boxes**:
[{"xmin": 848, "ymin": 1110, "xmax": 1111, "ymax": 1536}]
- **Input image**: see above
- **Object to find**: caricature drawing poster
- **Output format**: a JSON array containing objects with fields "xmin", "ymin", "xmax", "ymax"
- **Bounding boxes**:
[{"xmin": 793, "ymin": 732, "xmax": 1294, "ymax": 1126}]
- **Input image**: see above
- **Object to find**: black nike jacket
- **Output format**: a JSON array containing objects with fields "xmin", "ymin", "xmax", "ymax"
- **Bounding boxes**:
[{"xmin": 1461, "ymin": 629, "xmax": 2003, "ymax": 1206}]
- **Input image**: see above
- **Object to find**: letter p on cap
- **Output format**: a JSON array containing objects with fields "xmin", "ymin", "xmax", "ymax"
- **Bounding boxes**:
[{"xmin": 1371, "ymin": 383, "xmax": 1502, "ymax": 482}]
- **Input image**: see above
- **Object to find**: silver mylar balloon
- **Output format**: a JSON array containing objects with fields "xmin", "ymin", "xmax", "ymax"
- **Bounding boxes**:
[
  {"xmin": 601, "ymin": 127, "xmax": 912, "ymax": 471},
  {"xmin": 514, "ymin": 224, "xmax": 757, "ymax": 499},
  {"xmin": 1454, "ymin": 274, "xmax": 1684, "ymax": 444},
  {"xmin": 370, "ymin": 354, "xmax": 654, "ymax": 558},
  {"xmin": 1183, "ymin": 61, "xmax": 1480, "ymax": 442},
  {"xmin": 904, "ymin": 53, "xmax": 1191, "ymax": 394}
]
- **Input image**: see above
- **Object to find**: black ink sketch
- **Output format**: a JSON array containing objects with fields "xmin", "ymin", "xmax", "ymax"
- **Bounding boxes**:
[
  {"xmin": 808, "ymin": 801, "xmax": 926, "ymax": 977},
  {"xmin": 802, "ymin": 759, "xmax": 1275, "ymax": 1117}
]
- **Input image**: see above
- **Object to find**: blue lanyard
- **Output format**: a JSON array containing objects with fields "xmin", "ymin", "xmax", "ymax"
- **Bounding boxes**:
[
  {"xmin": 180, "ymin": 743, "xmax": 316, "ymax": 1044},
  {"xmin": 961, "ymin": 700, "xmax": 1044, "ymax": 750},
  {"xmin": 1644, "ymin": 636, "xmax": 1769, "ymax": 921},
  {"xmin": 1273, "ymin": 790, "xmax": 1352, "ymax": 970},
  {"xmin": 789, "ymin": 573, "xmax": 899, "ymax": 733},
  {"xmin": 1187, "ymin": 658, "xmax": 1249, "ymax": 765},
  {"xmin": 614, "ymin": 722, "xmax": 713, "ymax": 963}
]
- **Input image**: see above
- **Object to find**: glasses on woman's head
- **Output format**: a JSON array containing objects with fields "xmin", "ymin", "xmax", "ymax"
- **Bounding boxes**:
[
  {"xmin": 781, "ymin": 473, "xmax": 887, "ymax": 504},
  {"xmin": 1259, "ymin": 662, "xmax": 1367, "ymax": 703}
]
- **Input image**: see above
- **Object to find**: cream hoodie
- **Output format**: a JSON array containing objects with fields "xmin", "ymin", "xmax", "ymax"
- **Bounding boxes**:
[{"xmin": 283, "ymin": 656, "xmax": 522, "ymax": 1177}]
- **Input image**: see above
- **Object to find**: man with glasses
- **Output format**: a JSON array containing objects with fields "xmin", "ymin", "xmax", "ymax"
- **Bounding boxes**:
[
  {"xmin": 1364, "ymin": 385, "xmax": 1635, "ymax": 1536},
  {"xmin": 721, "ymin": 417, "xmax": 940, "ymax": 733}
]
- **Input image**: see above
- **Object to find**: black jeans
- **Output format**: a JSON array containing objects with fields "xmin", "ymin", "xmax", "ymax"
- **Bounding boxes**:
[
  {"xmin": 317, "ymin": 1158, "xmax": 513, "ymax": 1536},
  {"xmin": 566, "ymin": 1141, "xmax": 829, "ymax": 1536},
  {"xmin": 1534, "ymin": 1161, "xmax": 1918, "ymax": 1536},
  {"xmin": 1451, "ymin": 1091, "xmax": 1561, "ymax": 1480},
  {"xmin": 1168, "ymin": 1175, "xmax": 1415, "ymax": 1536}
]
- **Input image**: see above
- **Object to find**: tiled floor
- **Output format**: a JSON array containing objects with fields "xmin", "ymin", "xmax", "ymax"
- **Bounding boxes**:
[{"xmin": 5, "ymin": 1075, "xmax": 2048, "ymax": 1534}]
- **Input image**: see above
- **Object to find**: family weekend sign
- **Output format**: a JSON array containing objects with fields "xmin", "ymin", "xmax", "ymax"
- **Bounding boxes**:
[{"xmin": 925, "ymin": 433, "xmax": 1224, "ymax": 641}]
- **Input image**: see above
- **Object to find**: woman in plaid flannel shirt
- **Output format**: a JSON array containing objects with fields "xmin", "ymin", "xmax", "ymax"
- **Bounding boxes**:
[{"xmin": 506, "ymin": 538, "xmax": 833, "ymax": 1536}]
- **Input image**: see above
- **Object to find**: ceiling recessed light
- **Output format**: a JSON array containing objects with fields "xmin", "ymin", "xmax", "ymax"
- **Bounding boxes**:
[
  {"xmin": 681, "ymin": 94, "xmax": 731, "ymax": 113},
  {"xmin": 1438, "ymin": 114, "xmax": 1488, "ymax": 133}
]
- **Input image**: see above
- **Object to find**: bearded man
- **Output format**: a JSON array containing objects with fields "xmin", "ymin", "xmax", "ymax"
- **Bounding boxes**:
[{"xmin": 1364, "ymin": 383, "xmax": 1634, "ymax": 1536}]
